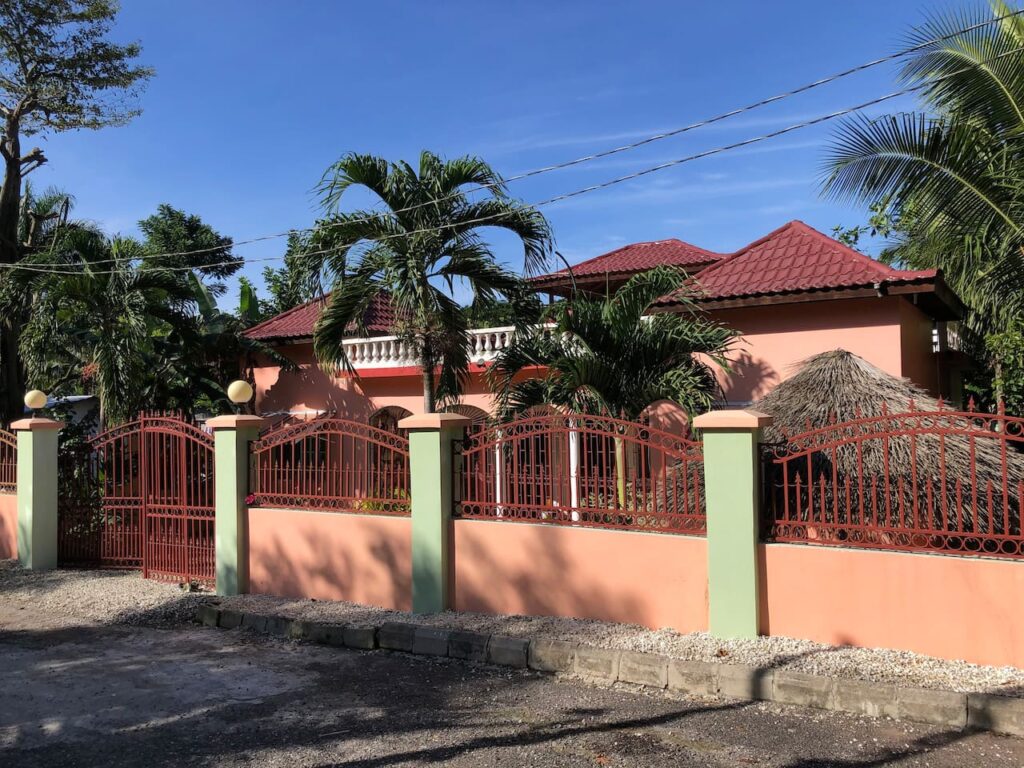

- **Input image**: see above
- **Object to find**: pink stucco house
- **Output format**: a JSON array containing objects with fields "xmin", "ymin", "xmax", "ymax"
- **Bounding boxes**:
[{"xmin": 245, "ymin": 220, "xmax": 964, "ymax": 426}]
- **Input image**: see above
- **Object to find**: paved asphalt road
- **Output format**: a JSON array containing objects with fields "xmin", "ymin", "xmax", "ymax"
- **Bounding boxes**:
[{"xmin": 1, "ymin": 607, "xmax": 1022, "ymax": 767}]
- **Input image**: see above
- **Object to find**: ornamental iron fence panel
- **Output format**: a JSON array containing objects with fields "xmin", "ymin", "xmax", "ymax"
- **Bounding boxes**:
[
  {"xmin": 455, "ymin": 412, "xmax": 705, "ymax": 534},
  {"xmin": 0, "ymin": 429, "xmax": 15, "ymax": 494},
  {"xmin": 250, "ymin": 417, "xmax": 410, "ymax": 515},
  {"xmin": 763, "ymin": 401, "xmax": 1024, "ymax": 559}
]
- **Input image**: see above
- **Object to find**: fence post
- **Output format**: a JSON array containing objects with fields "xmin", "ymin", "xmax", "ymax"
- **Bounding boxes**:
[
  {"xmin": 692, "ymin": 409, "xmax": 773, "ymax": 638},
  {"xmin": 10, "ymin": 417, "xmax": 63, "ymax": 570},
  {"xmin": 399, "ymin": 412, "xmax": 470, "ymax": 613},
  {"xmin": 207, "ymin": 414, "xmax": 265, "ymax": 596}
]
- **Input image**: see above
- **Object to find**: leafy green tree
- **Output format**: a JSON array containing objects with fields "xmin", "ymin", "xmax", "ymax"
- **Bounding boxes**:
[
  {"xmin": 822, "ymin": 0, "xmax": 1024, "ymax": 338},
  {"xmin": 138, "ymin": 203, "xmax": 241, "ymax": 292},
  {"xmin": 236, "ymin": 276, "xmax": 264, "ymax": 325},
  {"xmin": 307, "ymin": 151, "xmax": 553, "ymax": 412},
  {"xmin": 156, "ymin": 274, "xmax": 292, "ymax": 415},
  {"xmin": 0, "ymin": 0, "xmax": 152, "ymax": 422},
  {"xmin": 258, "ymin": 232, "xmax": 321, "ymax": 318},
  {"xmin": 490, "ymin": 266, "xmax": 736, "ymax": 502},
  {"xmin": 18, "ymin": 228, "xmax": 192, "ymax": 425}
]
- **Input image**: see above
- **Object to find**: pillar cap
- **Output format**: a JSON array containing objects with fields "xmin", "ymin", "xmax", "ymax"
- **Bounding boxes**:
[
  {"xmin": 9, "ymin": 417, "xmax": 63, "ymax": 431},
  {"xmin": 206, "ymin": 414, "xmax": 266, "ymax": 430},
  {"xmin": 693, "ymin": 409, "xmax": 773, "ymax": 430},
  {"xmin": 399, "ymin": 412, "xmax": 471, "ymax": 429}
]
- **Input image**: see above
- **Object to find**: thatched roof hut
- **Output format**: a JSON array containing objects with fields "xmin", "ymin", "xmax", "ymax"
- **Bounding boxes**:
[{"xmin": 755, "ymin": 350, "xmax": 1024, "ymax": 540}]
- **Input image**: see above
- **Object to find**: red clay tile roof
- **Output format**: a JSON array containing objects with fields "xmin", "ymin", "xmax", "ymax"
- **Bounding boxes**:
[
  {"xmin": 247, "ymin": 222, "xmax": 947, "ymax": 343},
  {"xmin": 244, "ymin": 292, "xmax": 401, "ymax": 342},
  {"xmin": 661, "ymin": 220, "xmax": 937, "ymax": 304},
  {"xmin": 532, "ymin": 238, "xmax": 722, "ymax": 286}
]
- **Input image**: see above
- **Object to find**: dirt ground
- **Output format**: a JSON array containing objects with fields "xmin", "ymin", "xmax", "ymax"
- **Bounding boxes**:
[{"xmin": 2, "ymin": 600, "xmax": 1024, "ymax": 767}]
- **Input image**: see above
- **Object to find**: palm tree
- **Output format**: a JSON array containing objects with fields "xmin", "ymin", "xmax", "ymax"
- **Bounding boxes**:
[
  {"xmin": 18, "ymin": 228, "xmax": 194, "ymax": 425},
  {"xmin": 307, "ymin": 151, "xmax": 553, "ymax": 413},
  {"xmin": 158, "ymin": 274, "xmax": 293, "ymax": 414},
  {"xmin": 821, "ymin": 0, "xmax": 1024, "ymax": 337},
  {"xmin": 489, "ymin": 267, "xmax": 736, "ymax": 502}
]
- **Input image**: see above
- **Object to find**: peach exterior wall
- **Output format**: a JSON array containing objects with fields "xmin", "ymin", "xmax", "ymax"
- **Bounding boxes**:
[
  {"xmin": 709, "ymin": 297, "xmax": 909, "ymax": 403},
  {"xmin": 253, "ymin": 342, "xmax": 496, "ymax": 417},
  {"xmin": 761, "ymin": 543, "xmax": 1024, "ymax": 668},
  {"xmin": 900, "ymin": 299, "xmax": 940, "ymax": 395},
  {"xmin": 252, "ymin": 296, "xmax": 940, "ymax": 416},
  {"xmin": 453, "ymin": 520, "xmax": 708, "ymax": 633},
  {"xmin": 0, "ymin": 492, "xmax": 15, "ymax": 560},
  {"xmin": 247, "ymin": 507, "xmax": 412, "ymax": 611}
]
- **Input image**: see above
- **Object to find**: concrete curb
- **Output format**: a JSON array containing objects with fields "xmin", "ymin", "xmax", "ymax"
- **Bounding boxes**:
[{"xmin": 195, "ymin": 604, "xmax": 1024, "ymax": 738}]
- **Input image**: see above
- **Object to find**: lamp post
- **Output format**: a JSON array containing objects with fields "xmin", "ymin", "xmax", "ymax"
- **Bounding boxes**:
[
  {"xmin": 23, "ymin": 389, "xmax": 47, "ymax": 412},
  {"xmin": 226, "ymin": 380, "xmax": 254, "ymax": 414}
]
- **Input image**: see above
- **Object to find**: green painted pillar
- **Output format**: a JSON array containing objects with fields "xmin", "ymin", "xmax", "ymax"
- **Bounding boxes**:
[
  {"xmin": 692, "ymin": 409, "xmax": 773, "ymax": 639},
  {"xmin": 399, "ymin": 412, "xmax": 470, "ymax": 613},
  {"xmin": 207, "ymin": 414, "xmax": 264, "ymax": 596},
  {"xmin": 11, "ymin": 417, "xmax": 63, "ymax": 570}
]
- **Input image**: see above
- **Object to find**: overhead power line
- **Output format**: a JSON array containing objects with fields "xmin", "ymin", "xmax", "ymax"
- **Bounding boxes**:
[
  {"xmin": 7, "ymin": 40, "xmax": 1024, "ymax": 277},
  {"xmin": 6, "ymin": 9, "xmax": 1021, "ymax": 274}
]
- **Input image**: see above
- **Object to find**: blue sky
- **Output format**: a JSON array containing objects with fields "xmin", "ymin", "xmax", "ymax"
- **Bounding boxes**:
[{"xmin": 29, "ymin": 0, "xmax": 937, "ymax": 309}]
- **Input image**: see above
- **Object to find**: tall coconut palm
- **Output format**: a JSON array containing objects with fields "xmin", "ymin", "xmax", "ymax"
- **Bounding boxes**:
[
  {"xmin": 18, "ymin": 228, "xmax": 194, "ymax": 425},
  {"xmin": 822, "ymin": 0, "xmax": 1024, "ymax": 336},
  {"xmin": 306, "ymin": 151, "xmax": 553, "ymax": 413},
  {"xmin": 489, "ymin": 266, "xmax": 737, "ymax": 503}
]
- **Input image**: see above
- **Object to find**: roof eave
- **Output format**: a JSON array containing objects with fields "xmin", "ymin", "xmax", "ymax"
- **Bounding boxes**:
[{"xmin": 650, "ymin": 277, "xmax": 962, "ymax": 320}]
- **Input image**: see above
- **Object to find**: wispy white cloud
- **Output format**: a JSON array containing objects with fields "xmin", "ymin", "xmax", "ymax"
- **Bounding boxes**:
[
  {"xmin": 663, "ymin": 216, "xmax": 699, "ymax": 228},
  {"xmin": 753, "ymin": 200, "xmax": 821, "ymax": 217},
  {"xmin": 502, "ymin": 137, "xmax": 826, "ymax": 181},
  {"xmin": 548, "ymin": 176, "xmax": 812, "ymax": 211}
]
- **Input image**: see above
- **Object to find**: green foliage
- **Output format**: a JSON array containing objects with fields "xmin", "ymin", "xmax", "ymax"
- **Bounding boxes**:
[
  {"xmin": 18, "ymin": 227, "xmax": 195, "ymax": 424},
  {"xmin": 0, "ymin": 0, "xmax": 153, "ymax": 136},
  {"xmin": 10, "ymin": 203, "xmax": 283, "ymax": 424},
  {"xmin": 821, "ymin": 0, "xmax": 1024, "ymax": 337},
  {"xmin": 982, "ymin": 327, "xmax": 1024, "ymax": 413},
  {"xmin": 830, "ymin": 200, "xmax": 895, "ymax": 251},
  {"xmin": 489, "ymin": 266, "xmax": 738, "ymax": 420},
  {"xmin": 138, "ymin": 203, "xmax": 241, "ymax": 285},
  {"xmin": 258, "ymin": 232, "xmax": 321, "ymax": 318},
  {"xmin": 307, "ymin": 150, "xmax": 553, "ymax": 412},
  {"xmin": 0, "ymin": 0, "xmax": 152, "ymax": 423}
]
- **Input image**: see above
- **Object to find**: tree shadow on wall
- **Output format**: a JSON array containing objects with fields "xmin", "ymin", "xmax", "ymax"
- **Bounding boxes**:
[
  {"xmin": 259, "ymin": 364, "xmax": 373, "ymax": 420},
  {"xmin": 719, "ymin": 350, "xmax": 778, "ymax": 405},
  {"xmin": 247, "ymin": 512, "xmax": 412, "ymax": 613},
  {"xmin": 451, "ymin": 521, "xmax": 669, "ymax": 634}
]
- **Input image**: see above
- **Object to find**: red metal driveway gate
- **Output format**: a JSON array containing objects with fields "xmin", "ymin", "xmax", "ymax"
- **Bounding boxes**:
[{"xmin": 58, "ymin": 413, "xmax": 216, "ymax": 584}]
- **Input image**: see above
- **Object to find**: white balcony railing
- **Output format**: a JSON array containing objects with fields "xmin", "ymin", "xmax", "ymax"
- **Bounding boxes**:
[{"xmin": 342, "ymin": 326, "xmax": 519, "ymax": 370}]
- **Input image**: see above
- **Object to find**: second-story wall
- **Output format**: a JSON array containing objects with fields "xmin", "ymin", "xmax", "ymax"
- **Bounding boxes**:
[
  {"xmin": 708, "ymin": 296, "xmax": 936, "ymax": 405},
  {"xmin": 251, "ymin": 295, "xmax": 943, "ymax": 419},
  {"xmin": 252, "ymin": 342, "xmax": 498, "ymax": 418}
]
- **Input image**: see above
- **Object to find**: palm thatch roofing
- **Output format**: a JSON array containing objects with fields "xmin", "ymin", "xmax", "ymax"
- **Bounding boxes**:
[{"xmin": 754, "ymin": 350, "xmax": 1024, "ymax": 535}]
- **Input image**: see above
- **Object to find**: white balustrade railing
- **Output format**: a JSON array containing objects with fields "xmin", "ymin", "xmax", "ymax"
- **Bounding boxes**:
[{"xmin": 342, "ymin": 326, "xmax": 521, "ymax": 370}]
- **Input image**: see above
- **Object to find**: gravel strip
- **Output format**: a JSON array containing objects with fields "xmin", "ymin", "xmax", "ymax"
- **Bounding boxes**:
[
  {"xmin": 218, "ymin": 592, "xmax": 1024, "ymax": 696},
  {"xmin": 4, "ymin": 559, "xmax": 1023, "ymax": 696},
  {"xmin": 0, "ymin": 560, "xmax": 212, "ymax": 628}
]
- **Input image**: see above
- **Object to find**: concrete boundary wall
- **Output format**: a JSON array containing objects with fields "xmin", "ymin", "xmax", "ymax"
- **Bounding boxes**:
[
  {"xmin": 242, "ymin": 506, "xmax": 1024, "ymax": 669},
  {"xmin": 453, "ymin": 519, "xmax": 709, "ymax": 634},
  {"xmin": 247, "ymin": 507, "xmax": 412, "ymax": 611},
  {"xmin": 0, "ymin": 492, "xmax": 15, "ymax": 560},
  {"xmin": 761, "ymin": 543, "xmax": 1024, "ymax": 669}
]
